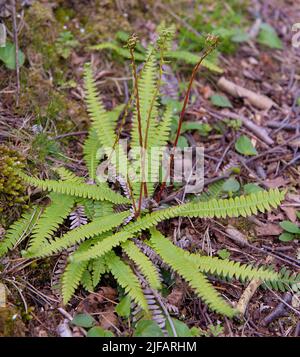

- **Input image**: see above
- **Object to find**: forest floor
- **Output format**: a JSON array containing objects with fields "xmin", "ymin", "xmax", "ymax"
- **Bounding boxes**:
[{"xmin": 0, "ymin": 0, "xmax": 300, "ymax": 337}]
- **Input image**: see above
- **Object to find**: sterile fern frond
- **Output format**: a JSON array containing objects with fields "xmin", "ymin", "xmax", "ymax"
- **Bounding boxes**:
[
  {"xmin": 81, "ymin": 269, "xmax": 94, "ymax": 292},
  {"xmin": 54, "ymin": 167, "xmax": 84, "ymax": 183},
  {"xmin": 83, "ymin": 128, "xmax": 101, "ymax": 180},
  {"xmin": 131, "ymin": 49, "xmax": 158, "ymax": 149},
  {"xmin": 165, "ymin": 50, "xmax": 223, "ymax": 73},
  {"xmin": 17, "ymin": 171, "xmax": 130, "ymax": 204},
  {"xmin": 62, "ymin": 259, "xmax": 89, "ymax": 304},
  {"xmin": 84, "ymin": 64, "xmax": 116, "ymax": 149},
  {"xmin": 149, "ymin": 228, "xmax": 236, "ymax": 317},
  {"xmin": 122, "ymin": 240, "xmax": 162, "ymax": 290},
  {"xmin": 180, "ymin": 188, "xmax": 285, "ymax": 218},
  {"xmin": 152, "ymin": 105, "xmax": 172, "ymax": 149},
  {"xmin": 104, "ymin": 251, "xmax": 149, "ymax": 312},
  {"xmin": 263, "ymin": 267, "xmax": 300, "ymax": 292},
  {"xmin": 26, "ymin": 193, "xmax": 75, "ymax": 253},
  {"xmin": 24, "ymin": 210, "xmax": 130, "ymax": 258},
  {"xmin": 190, "ymin": 255, "xmax": 282, "ymax": 283},
  {"xmin": 0, "ymin": 207, "xmax": 41, "ymax": 257},
  {"xmin": 91, "ymin": 256, "xmax": 107, "ymax": 288},
  {"xmin": 72, "ymin": 189, "xmax": 285, "ymax": 263}
]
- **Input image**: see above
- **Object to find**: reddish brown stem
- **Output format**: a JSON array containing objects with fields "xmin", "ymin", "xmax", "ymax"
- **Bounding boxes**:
[{"xmin": 156, "ymin": 40, "xmax": 218, "ymax": 203}]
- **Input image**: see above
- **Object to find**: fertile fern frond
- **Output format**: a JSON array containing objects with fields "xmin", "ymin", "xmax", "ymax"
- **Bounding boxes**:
[
  {"xmin": 121, "ymin": 240, "xmax": 162, "ymax": 290},
  {"xmin": 84, "ymin": 64, "xmax": 116, "ymax": 149},
  {"xmin": 24, "ymin": 210, "xmax": 130, "ymax": 258},
  {"xmin": 0, "ymin": 207, "xmax": 41, "ymax": 257},
  {"xmin": 17, "ymin": 171, "xmax": 130, "ymax": 204},
  {"xmin": 149, "ymin": 228, "xmax": 236, "ymax": 317},
  {"xmin": 26, "ymin": 193, "xmax": 75, "ymax": 253},
  {"xmin": 104, "ymin": 251, "xmax": 149, "ymax": 312},
  {"xmin": 83, "ymin": 128, "xmax": 101, "ymax": 181}
]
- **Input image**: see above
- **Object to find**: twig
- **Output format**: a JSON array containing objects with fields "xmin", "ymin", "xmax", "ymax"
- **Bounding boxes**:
[
  {"xmin": 261, "ymin": 292, "xmax": 293, "ymax": 326},
  {"xmin": 156, "ymin": 36, "xmax": 219, "ymax": 202}
]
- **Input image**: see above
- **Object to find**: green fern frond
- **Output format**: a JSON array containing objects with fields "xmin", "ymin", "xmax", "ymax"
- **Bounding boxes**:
[
  {"xmin": 90, "ymin": 42, "xmax": 146, "ymax": 61},
  {"xmin": 91, "ymin": 256, "xmax": 107, "ymax": 288},
  {"xmin": 104, "ymin": 251, "xmax": 148, "ymax": 312},
  {"xmin": 83, "ymin": 128, "xmax": 101, "ymax": 180},
  {"xmin": 82, "ymin": 199, "xmax": 114, "ymax": 220},
  {"xmin": 84, "ymin": 64, "xmax": 116, "ymax": 149},
  {"xmin": 90, "ymin": 43, "xmax": 222, "ymax": 73},
  {"xmin": 0, "ymin": 207, "xmax": 41, "ymax": 257},
  {"xmin": 180, "ymin": 188, "xmax": 285, "ymax": 218},
  {"xmin": 72, "ymin": 230, "xmax": 133, "ymax": 263},
  {"xmin": 62, "ymin": 259, "xmax": 88, "ymax": 304},
  {"xmin": 54, "ymin": 167, "xmax": 84, "ymax": 183},
  {"xmin": 25, "ymin": 210, "xmax": 130, "ymax": 258},
  {"xmin": 149, "ymin": 228, "xmax": 235, "ymax": 317},
  {"xmin": 81, "ymin": 269, "xmax": 94, "ymax": 292},
  {"xmin": 18, "ymin": 171, "xmax": 130, "ymax": 204},
  {"xmin": 264, "ymin": 267, "xmax": 300, "ymax": 292},
  {"xmin": 196, "ymin": 179, "xmax": 225, "ymax": 202},
  {"xmin": 131, "ymin": 49, "xmax": 158, "ymax": 150},
  {"xmin": 122, "ymin": 240, "xmax": 161, "ymax": 290},
  {"xmin": 26, "ymin": 193, "xmax": 75, "ymax": 253},
  {"xmin": 165, "ymin": 50, "xmax": 223, "ymax": 73},
  {"xmin": 152, "ymin": 105, "xmax": 172, "ymax": 149},
  {"xmin": 72, "ymin": 189, "xmax": 285, "ymax": 263},
  {"xmin": 190, "ymin": 255, "xmax": 281, "ymax": 283}
]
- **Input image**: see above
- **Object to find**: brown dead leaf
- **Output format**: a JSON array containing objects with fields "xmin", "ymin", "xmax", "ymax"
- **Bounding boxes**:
[
  {"xmin": 255, "ymin": 223, "xmax": 283, "ymax": 236},
  {"xmin": 267, "ymin": 212, "xmax": 285, "ymax": 222},
  {"xmin": 281, "ymin": 206, "xmax": 297, "ymax": 222},
  {"xmin": 265, "ymin": 177, "xmax": 289, "ymax": 188},
  {"xmin": 286, "ymin": 193, "xmax": 300, "ymax": 203},
  {"xmin": 167, "ymin": 286, "xmax": 185, "ymax": 307},
  {"xmin": 77, "ymin": 287, "xmax": 117, "ymax": 313},
  {"xmin": 99, "ymin": 305, "xmax": 118, "ymax": 330}
]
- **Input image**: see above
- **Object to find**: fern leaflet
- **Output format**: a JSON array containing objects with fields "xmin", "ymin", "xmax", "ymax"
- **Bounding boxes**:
[{"xmin": 104, "ymin": 251, "xmax": 149, "ymax": 312}]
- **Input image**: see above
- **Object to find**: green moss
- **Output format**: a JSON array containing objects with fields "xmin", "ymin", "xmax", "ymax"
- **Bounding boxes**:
[
  {"xmin": 0, "ymin": 145, "xmax": 29, "ymax": 227},
  {"xmin": 0, "ymin": 307, "xmax": 26, "ymax": 336}
]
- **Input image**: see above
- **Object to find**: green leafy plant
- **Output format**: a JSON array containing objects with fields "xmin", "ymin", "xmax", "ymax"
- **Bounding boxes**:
[
  {"xmin": 257, "ymin": 23, "xmax": 283, "ymax": 50},
  {"xmin": 55, "ymin": 30, "xmax": 79, "ymax": 59},
  {"xmin": 279, "ymin": 220, "xmax": 300, "ymax": 242},
  {"xmin": 0, "ymin": 29, "xmax": 298, "ymax": 332},
  {"xmin": 71, "ymin": 313, "xmax": 114, "ymax": 337},
  {"xmin": 0, "ymin": 42, "xmax": 25, "ymax": 70},
  {"xmin": 90, "ymin": 26, "xmax": 223, "ymax": 74},
  {"xmin": 235, "ymin": 135, "xmax": 257, "ymax": 156}
]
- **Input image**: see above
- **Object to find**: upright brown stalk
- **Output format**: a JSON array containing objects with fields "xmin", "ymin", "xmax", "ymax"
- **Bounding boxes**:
[
  {"xmin": 156, "ymin": 36, "xmax": 219, "ymax": 202},
  {"xmin": 128, "ymin": 34, "xmax": 147, "ymax": 216}
]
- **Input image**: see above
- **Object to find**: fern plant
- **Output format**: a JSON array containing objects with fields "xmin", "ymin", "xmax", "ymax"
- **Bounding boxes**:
[{"xmin": 0, "ymin": 28, "xmax": 297, "ymax": 325}]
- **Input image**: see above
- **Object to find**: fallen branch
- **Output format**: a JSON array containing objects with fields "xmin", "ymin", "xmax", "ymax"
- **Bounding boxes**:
[
  {"xmin": 217, "ymin": 76, "xmax": 276, "ymax": 111},
  {"xmin": 236, "ymin": 278, "xmax": 262, "ymax": 316}
]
